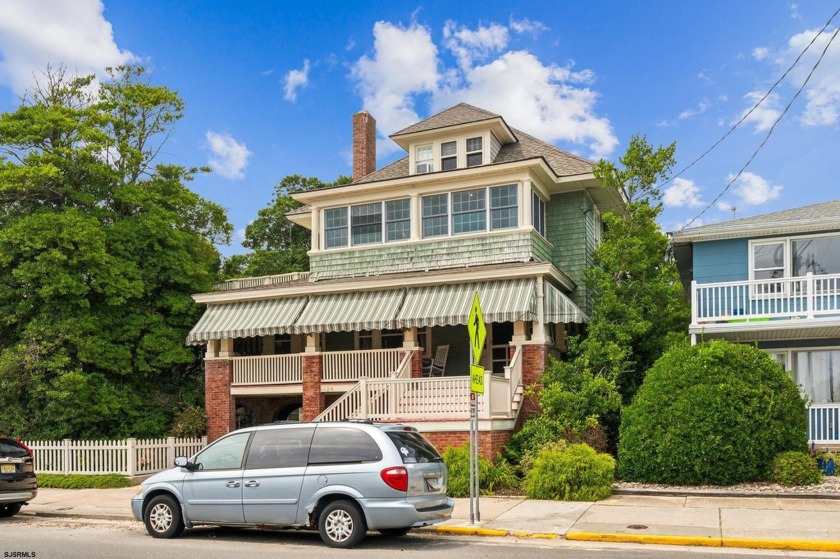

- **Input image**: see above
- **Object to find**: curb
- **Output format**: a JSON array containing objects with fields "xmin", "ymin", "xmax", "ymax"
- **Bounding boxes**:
[
  {"xmin": 565, "ymin": 532, "xmax": 840, "ymax": 553},
  {"xmin": 613, "ymin": 488, "xmax": 840, "ymax": 500},
  {"xmin": 434, "ymin": 526, "xmax": 511, "ymax": 538},
  {"xmin": 24, "ymin": 510, "xmax": 132, "ymax": 522}
]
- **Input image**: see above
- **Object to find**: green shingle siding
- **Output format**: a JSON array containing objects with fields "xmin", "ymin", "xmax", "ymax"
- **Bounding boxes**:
[
  {"xmin": 545, "ymin": 192, "xmax": 594, "ymax": 313},
  {"xmin": 310, "ymin": 231, "xmax": 536, "ymax": 280}
]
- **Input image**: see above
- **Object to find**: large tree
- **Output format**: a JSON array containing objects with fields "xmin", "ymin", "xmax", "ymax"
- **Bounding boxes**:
[
  {"xmin": 222, "ymin": 174, "xmax": 351, "ymax": 278},
  {"xmin": 0, "ymin": 66, "xmax": 231, "ymax": 439}
]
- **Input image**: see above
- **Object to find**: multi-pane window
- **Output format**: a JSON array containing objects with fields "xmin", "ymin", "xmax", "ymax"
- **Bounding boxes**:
[
  {"xmin": 531, "ymin": 191, "xmax": 546, "ymax": 237},
  {"xmin": 385, "ymin": 199, "xmax": 411, "ymax": 242},
  {"xmin": 491, "ymin": 185, "xmax": 518, "ymax": 230},
  {"xmin": 351, "ymin": 203, "xmax": 382, "ymax": 245},
  {"xmin": 441, "ymin": 141, "xmax": 457, "ymax": 171},
  {"xmin": 416, "ymin": 144, "xmax": 433, "ymax": 174},
  {"xmin": 324, "ymin": 207, "xmax": 348, "ymax": 248},
  {"xmin": 422, "ymin": 194, "xmax": 449, "ymax": 237},
  {"xmin": 466, "ymin": 137, "xmax": 483, "ymax": 167},
  {"xmin": 752, "ymin": 242, "xmax": 785, "ymax": 280},
  {"xmin": 452, "ymin": 189, "xmax": 486, "ymax": 234},
  {"xmin": 793, "ymin": 237, "xmax": 840, "ymax": 276}
]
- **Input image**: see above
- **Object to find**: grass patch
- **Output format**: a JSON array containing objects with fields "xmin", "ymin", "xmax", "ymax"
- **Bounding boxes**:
[{"xmin": 37, "ymin": 473, "xmax": 132, "ymax": 489}]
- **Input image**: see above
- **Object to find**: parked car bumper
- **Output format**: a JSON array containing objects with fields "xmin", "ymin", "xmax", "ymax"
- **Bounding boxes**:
[
  {"xmin": 0, "ymin": 489, "xmax": 37, "ymax": 504},
  {"xmin": 130, "ymin": 495, "xmax": 143, "ymax": 521},
  {"xmin": 360, "ymin": 496, "xmax": 454, "ymax": 529}
]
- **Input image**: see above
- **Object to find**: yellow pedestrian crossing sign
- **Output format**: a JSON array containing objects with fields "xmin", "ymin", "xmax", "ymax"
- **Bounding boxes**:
[{"xmin": 467, "ymin": 291, "xmax": 486, "ymax": 366}]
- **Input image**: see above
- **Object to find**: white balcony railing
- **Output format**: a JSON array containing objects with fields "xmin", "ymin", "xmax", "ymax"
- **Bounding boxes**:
[
  {"xmin": 232, "ymin": 354, "xmax": 302, "ymax": 385},
  {"xmin": 322, "ymin": 348, "xmax": 408, "ymax": 381},
  {"xmin": 691, "ymin": 272, "xmax": 840, "ymax": 325},
  {"xmin": 214, "ymin": 271, "xmax": 310, "ymax": 291},
  {"xmin": 810, "ymin": 403, "xmax": 840, "ymax": 444}
]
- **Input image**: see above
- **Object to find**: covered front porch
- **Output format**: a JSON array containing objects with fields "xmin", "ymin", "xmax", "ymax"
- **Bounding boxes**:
[{"xmin": 191, "ymin": 273, "xmax": 584, "ymax": 442}]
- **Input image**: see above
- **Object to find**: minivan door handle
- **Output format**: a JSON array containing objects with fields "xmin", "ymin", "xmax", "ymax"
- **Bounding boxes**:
[
  {"xmin": 225, "ymin": 480, "xmax": 240, "ymax": 488},
  {"xmin": 244, "ymin": 480, "xmax": 260, "ymax": 487}
]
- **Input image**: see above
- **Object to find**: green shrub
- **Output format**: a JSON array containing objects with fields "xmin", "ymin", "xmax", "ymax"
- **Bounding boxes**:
[
  {"xmin": 442, "ymin": 445, "xmax": 518, "ymax": 497},
  {"xmin": 37, "ymin": 473, "xmax": 132, "ymax": 489},
  {"xmin": 523, "ymin": 443, "xmax": 614, "ymax": 501},
  {"xmin": 170, "ymin": 405, "xmax": 207, "ymax": 438},
  {"xmin": 618, "ymin": 340, "xmax": 808, "ymax": 485},
  {"xmin": 769, "ymin": 452, "xmax": 822, "ymax": 487},
  {"xmin": 519, "ymin": 440, "xmax": 567, "ymax": 477}
]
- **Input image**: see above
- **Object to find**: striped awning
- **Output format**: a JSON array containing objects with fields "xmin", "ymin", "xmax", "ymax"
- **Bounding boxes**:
[
  {"xmin": 544, "ymin": 281, "xmax": 587, "ymax": 323},
  {"xmin": 293, "ymin": 289, "xmax": 405, "ymax": 334},
  {"xmin": 186, "ymin": 297, "xmax": 308, "ymax": 345},
  {"xmin": 394, "ymin": 279, "xmax": 536, "ymax": 328}
]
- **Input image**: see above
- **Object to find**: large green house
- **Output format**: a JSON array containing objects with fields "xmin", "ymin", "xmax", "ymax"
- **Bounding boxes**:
[{"xmin": 189, "ymin": 104, "xmax": 624, "ymax": 455}]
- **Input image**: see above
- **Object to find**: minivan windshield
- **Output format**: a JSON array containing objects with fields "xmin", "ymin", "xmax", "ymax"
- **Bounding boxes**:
[{"xmin": 386, "ymin": 432, "xmax": 443, "ymax": 464}]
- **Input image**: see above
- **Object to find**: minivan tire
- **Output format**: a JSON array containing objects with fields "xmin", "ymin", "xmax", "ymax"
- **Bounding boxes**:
[
  {"xmin": 0, "ymin": 503, "xmax": 22, "ymax": 517},
  {"xmin": 144, "ymin": 494, "xmax": 185, "ymax": 538},
  {"xmin": 318, "ymin": 500, "xmax": 366, "ymax": 548}
]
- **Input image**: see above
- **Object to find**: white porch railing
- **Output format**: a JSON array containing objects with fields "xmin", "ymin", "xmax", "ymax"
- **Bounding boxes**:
[
  {"xmin": 232, "ymin": 354, "xmax": 302, "ymax": 385},
  {"xmin": 691, "ymin": 272, "xmax": 840, "ymax": 325},
  {"xmin": 810, "ymin": 403, "xmax": 840, "ymax": 444},
  {"xmin": 23, "ymin": 437, "xmax": 206, "ymax": 476},
  {"xmin": 214, "ymin": 271, "xmax": 310, "ymax": 291},
  {"xmin": 322, "ymin": 348, "xmax": 408, "ymax": 381}
]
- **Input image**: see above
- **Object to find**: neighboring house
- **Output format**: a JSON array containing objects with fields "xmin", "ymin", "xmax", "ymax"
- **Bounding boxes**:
[
  {"xmin": 671, "ymin": 200, "xmax": 840, "ymax": 445},
  {"xmin": 189, "ymin": 104, "xmax": 624, "ymax": 456}
]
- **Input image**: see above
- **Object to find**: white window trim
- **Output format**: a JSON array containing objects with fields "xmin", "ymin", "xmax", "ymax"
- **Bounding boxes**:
[
  {"xmin": 531, "ymin": 190, "xmax": 547, "ymax": 239},
  {"xmin": 415, "ymin": 144, "xmax": 433, "ymax": 174},
  {"xmin": 749, "ymin": 232, "xmax": 840, "ymax": 281},
  {"xmin": 322, "ymin": 198, "xmax": 412, "ymax": 250},
  {"xmin": 466, "ymin": 136, "xmax": 483, "ymax": 167},
  {"xmin": 422, "ymin": 183, "xmax": 520, "ymax": 239}
]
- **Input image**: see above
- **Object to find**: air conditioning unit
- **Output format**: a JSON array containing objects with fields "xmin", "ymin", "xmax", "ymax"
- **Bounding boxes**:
[{"xmin": 416, "ymin": 162, "xmax": 432, "ymax": 174}]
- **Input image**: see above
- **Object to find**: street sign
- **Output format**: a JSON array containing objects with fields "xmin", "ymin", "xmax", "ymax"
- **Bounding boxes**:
[
  {"xmin": 466, "ymin": 291, "xmax": 486, "ymax": 365},
  {"xmin": 470, "ymin": 364, "xmax": 485, "ymax": 394}
]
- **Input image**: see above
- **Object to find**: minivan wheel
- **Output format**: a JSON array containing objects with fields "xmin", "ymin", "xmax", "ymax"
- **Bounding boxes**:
[
  {"xmin": 379, "ymin": 527, "xmax": 411, "ymax": 537},
  {"xmin": 0, "ymin": 503, "xmax": 22, "ymax": 517},
  {"xmin": 144, "ymin": 495, "xmax": 184, "ymax": 538},
  {"xmin": 318, "ymin": 500, "xmax": 366, "ymax": 548}
]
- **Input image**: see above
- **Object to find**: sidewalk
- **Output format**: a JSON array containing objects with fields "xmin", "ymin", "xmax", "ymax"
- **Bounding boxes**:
[{"xmin": 21, "ymin": 488, "xmax": 840, "ymax": 552}]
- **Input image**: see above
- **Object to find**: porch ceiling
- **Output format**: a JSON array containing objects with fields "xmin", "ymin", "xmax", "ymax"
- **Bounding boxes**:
[
  {"xmin": 187, "ymin": 296, "xmax": 308, "ymax": 345},
  {"xmin": 689, "ymin": 318, "xmax": 840, "ymax": 342}
]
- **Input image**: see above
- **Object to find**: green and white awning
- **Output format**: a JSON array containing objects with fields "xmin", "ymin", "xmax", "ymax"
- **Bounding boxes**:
[
  {"xmin": 293, "ymin": 289, "xmax": 405, "ymax": 334},
  {"xmin": 544, "ymin": 281, "xmax": 586, "ymax": 323},
  {"xmin": 395, "ymin": 279, "xmax": 537, "ymax": 328},
  {"xmin": 187, "ymin": 297, "xmax": 308, "ymax": 345}
]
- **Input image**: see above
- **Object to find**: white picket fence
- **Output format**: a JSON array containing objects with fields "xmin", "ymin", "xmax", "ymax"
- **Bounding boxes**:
[{"xmin": 23, "ymin": 437, "xmax": 207, "ymax": 476}]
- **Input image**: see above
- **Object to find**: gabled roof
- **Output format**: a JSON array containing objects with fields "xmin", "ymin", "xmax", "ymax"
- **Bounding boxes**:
[
  {"xmin": 671, "ymin": 199, "xmax": 840, "ymax": 244},
  {"xmin": 390, "ymin": 103, "xmax": 503, "ymax": 137}
]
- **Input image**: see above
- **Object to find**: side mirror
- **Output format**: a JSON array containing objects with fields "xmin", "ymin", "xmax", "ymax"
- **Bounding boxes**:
[{"xmin": 174, "ymin": 456, "xmax": 195, "ymax": 471}]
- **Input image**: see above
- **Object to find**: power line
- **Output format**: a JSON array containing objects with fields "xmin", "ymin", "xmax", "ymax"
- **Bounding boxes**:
[
  {"xmin": 658, "ymin": 6, "xmax": 840, "ymax": 193},
  {"xmin": 675, "ymin": 22, "xmax": 840, "ymax": 233}
]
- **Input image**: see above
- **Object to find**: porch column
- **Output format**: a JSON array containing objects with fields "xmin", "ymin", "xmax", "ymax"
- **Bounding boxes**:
[
  {"xmin": 205, "ymin": 339, "xmax": 220, "ymax": 359},
  {"xmin": 410, "ymin": 193, "xmax": 421, "ymax": 240},
  {"xmin": 311, "ymin": 206, "xmax": 320, "ymax": 251},
  {"xmin": 411, "ymin": 349, "xmax": 424, "ymax": 378},
  {"xmin": 302, "ymin": 332, "xmax": 324, "ymax": 421},
  {"xmin": 205, "ymin": 359, "xmax": 235, "ymax": 443},
  {"xmin": 219, "ymin": 337, "xmax": 234, "ymax": 358},
  {"xmin": 512, "ymin": 321, "xmax": 527, "ymax": 343},
  {"xmin": 532, "ymin": 277, "xmax": 548, "ymax": 343}
]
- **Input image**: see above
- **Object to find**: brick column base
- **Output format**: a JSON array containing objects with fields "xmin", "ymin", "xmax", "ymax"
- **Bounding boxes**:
[
  {"xmin": 423, "ymin": 430, "xmax": 513, "ymax": 461},
  {"xmin": 519, "ymin": 344, "xmax": 549, "ymax": 424},
  {"xmin": 205, "ymin": 359, "xmax": 235, "ymax": 443},
  {"xmin": 302, "ymin": 354, "xmax": 324, "ymax": 421},
  {"xmin": 411, "ymin": 349, "xmax": 424, "ymax": 378}
]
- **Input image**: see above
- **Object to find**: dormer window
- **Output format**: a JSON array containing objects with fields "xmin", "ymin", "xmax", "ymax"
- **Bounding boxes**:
[
  {"xmin": 416, "ymin": 144, "xmax": 433, "ymax": 174},
  {"xmin": 466, "ymin": 137, "xmax": 483, "ymax": 167},
  {"xmin": 441, "ymin": 141, "xmax": 457, "ymax": 171}
]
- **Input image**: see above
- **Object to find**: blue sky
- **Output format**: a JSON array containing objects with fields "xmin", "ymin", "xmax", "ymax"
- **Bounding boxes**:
[{"xmin": 1, "ymin": 1, "xmax": 838, "ymax": 256}]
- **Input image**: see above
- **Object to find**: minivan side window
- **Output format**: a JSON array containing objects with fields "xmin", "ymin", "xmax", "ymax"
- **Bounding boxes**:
[
  {"xmin": 245, "ymin": 426, "xmax": 315, "ymax": 469},
  {"xmin": 194, "ymin": 432, "xmax": 251, "ymax": 471},
  {"xmin": 308, "ymin": 427, "xmax": 383, "ymax": 464}
]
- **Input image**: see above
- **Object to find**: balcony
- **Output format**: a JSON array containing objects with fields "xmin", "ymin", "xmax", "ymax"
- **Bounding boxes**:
[{"xmin": 690, "ymin": 272, "xmax": 840, "ymax": 342}]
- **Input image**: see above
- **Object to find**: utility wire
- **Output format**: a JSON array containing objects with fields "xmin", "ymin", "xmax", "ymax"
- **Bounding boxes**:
[
  {"xmin": 675, "ymin": 22, "xmax": 840, "ymax": 233},
  {"xmin": 657, "ymin": 6, "xmax": 840, "ymax": 192}
]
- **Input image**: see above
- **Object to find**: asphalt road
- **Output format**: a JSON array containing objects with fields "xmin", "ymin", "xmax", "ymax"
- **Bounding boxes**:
[{"xmin": 2, "ymin": 516, "xmax": 838, "ymax": 559}]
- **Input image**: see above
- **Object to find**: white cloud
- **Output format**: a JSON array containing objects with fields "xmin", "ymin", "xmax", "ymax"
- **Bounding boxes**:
[
  {"xmin": 698, "ymin": 70, "xmax": 714, "ymax": 84},
  {"xmin": 0, "ymin": 0, "xmax": 135, "ymax": 96},
  {"xmin": 205, "ymin": 131, "xmax": 252, "ymax": 180},
  {"xmin": 663, "ymin": 178, "xmax": 704, "ymax": 208},
  {"xmin": 678, "ymin": 99, "xmax": 711, "ymax": 120},
  {"xmin": 509, "ymin": 16, "xmax": 548, "ymax": 37},
  {"xmin": 779, "ymin": 27, "xmax": 840, "ymax": 126},
  {"xmin": 752, "ymin": 46, "xmax": 770, "ymax": 61},
  {"xmin": 737, "ymin": 91, "xmax": 782, "ymax": 132},
  {"xmin": 717, "ymin": 200, "xmax": 735, "ymax": 213},
  {"xmin": 283, "ymin": 59, "xmax": 310, "ymax": 102},
  {"xmin": 729, "ymin": 171, "xmax": 782, "ymax": 205},
  {"xmin": 350, "ymin": 19, "xmax": 617, "ymax": 159},
  {"xmin": 443, "ymin": 20, "xmax": 509, "ymax": 71}
]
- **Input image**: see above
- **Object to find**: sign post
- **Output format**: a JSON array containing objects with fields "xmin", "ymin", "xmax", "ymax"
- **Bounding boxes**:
[{"xmin": 467, "ymin": 292, "xmax": 486, "ymax": 525}]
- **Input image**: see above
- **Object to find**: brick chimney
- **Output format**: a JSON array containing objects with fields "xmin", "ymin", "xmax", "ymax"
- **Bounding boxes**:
[{"xmin": 352, "ymin": 111, "xmax": 376, "ymax": 181}]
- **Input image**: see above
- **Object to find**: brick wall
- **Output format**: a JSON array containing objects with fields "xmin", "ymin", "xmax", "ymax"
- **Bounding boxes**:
[
  {"xmin": 518, "ymin": 344, "xmax": 549, "ymax": 426},
  {"xmin": 423, "ymin": 430, "xmax": 512, "ymax": 461},
  {"xmin": 301, "ymin": 354, "xmax": 325, "ymax": 421},
  {"xmin": 411, "ymin": 349, "xmax": 424, "ymax": 378},
  {"xmin": 205, "ymin": 359, "xmax": 234, "ymax": 443}
]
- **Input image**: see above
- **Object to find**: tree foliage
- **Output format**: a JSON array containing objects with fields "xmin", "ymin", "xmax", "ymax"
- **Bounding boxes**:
[
  {"xmin": 223, "ymin": 174, "xmax": 351, "ymax": 278},
  {"xmin": 0, "ymin": 65, "xmax": 231, "ymax": 439},
  {"xmin": 582, "ymin": 134, "xmax": 690, "ymax": 401}
]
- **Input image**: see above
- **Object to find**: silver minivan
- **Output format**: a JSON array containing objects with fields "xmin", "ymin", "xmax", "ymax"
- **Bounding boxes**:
[{"xmin": 131, "ymin": 422, "xmax": 453, "ymax": 548}]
